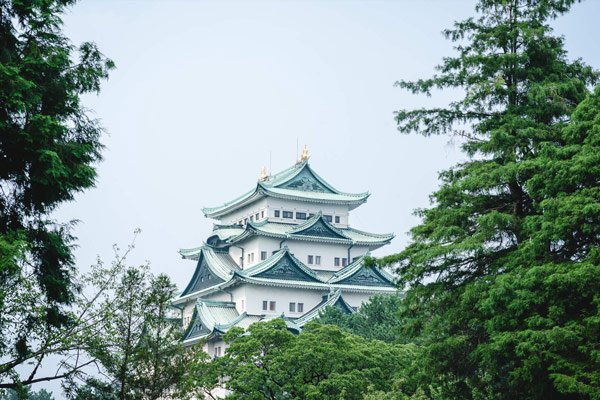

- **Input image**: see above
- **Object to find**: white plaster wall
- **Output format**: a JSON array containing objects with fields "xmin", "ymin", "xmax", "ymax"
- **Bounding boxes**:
[
  {"xmin": 229, "ymin": 234, "xmax": 370, "ymax": 271},
  {"xmin": 265, "ymin": 197, "xmax": 350, "ymax": 227},
  {"xmin": 338, "ymin": 291, "xmax": 381, "ymax": 309},
  {"xmin": 221, "ymin": 198, "xmax": 268, "ymax": 225},
  {"xmin": 243, "ymin": 285, "xmax": 327, "ymax": 317}
]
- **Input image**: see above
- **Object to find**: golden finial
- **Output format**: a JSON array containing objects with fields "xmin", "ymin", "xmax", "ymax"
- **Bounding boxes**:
[
  {"xmin": 299, "ymin": 144, "xmax": 309, "ymax": 162},
  {"xmin": 259, "ymin": 166, "xmax": 268, "ymax": 181}
]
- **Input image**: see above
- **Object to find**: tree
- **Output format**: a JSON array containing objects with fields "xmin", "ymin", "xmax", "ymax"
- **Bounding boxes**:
[
  {"xmin": 191, "ymin": 319, "xmax": 418, "ymax": 400},
  {"xmin": 369, "ymin": 0, "xmax": 600, "ymax": 398},
  {"xmin": 317, "ymin": 294, "xmax": 405, "ymax": 343},
  {"xmin": 65, "ymin": 264, "xmax": 189, "ymax": 400},
  {"xmin": 0, "ymin": 0, "xmax": 113, "ymax": 388}
]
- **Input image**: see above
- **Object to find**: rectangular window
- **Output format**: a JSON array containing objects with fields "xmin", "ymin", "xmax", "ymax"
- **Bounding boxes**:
[
  {"xmin": 342, "ymin": 258, "xmax": 348, "ymax": 266},
  {"xmin": 261, "ymin": 251, "xmax": 267, "ymax": 261},
  {"xmin": 334, "ymin": 257, "xmax": 340, "ymax": 267},
  {"xmin": 262, "ymin": 300, "xmax": 268, "ymax": 311},
  {"xmin": 250, "ymin": 215, "xmax": 254, "ymax": 221},
  {"xmin": 296, "ymin": 212, "xmax": 307, "ymax": 220},
  {"xmin": 282, "ymin": 211, "xmax": 293, "ymax": 219},
  {"xmin": 297, "ymin": 303, "xmax": 304, "ymax": 313},
  {"xmin": 274, "ymin": 210, "xmax": 280, "ymax": 217},
  {"xmin": 335, "ymin": 216, "xmax": 340, "ymax": 223},
  {"xmin": 315, "ymin": 256, "xmax": 321, "ymax": 265},
  {"xmin": 323, "ymin": 215, "xmax": 333, "ymax": 222},
  {"xmin": 241, "ymin": 299, "xmax": 245, "ymax": 311},
  {"xmin": 255, "ymin": 213, "xmax": 260, "ymax": 220},
  {"xmin": 247, "ymin": 253, "xmax": 254, "ymax": 263},
  {"xmin": 307, "ymin": 255, "xmax": 314, "ymax": 264},
  {"xmin": 269, "ymin": 301, "xmax": 276, "ymax": 311},
  {"xmin": 289, "ymin": 302, "xmax": 296, "ymax": 312},
  {"xmin": 261, "ymin": 210, "xmax": 265, "ymax": 218}
]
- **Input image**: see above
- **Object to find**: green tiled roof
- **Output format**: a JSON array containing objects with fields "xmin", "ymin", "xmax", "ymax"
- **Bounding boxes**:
[
  {"xmin": 241, "ymin": 247, "xmax": 321, "ymax": 283},
  {"xmin": 182, "ymin": 290, "xmax": 356, "ymax": 344},
  {"xmin": 209, "ymin": 213, "xmax": 394, "ymax": 248},
  {"xmin": 293, "ymin": 289, "xmax": 355, "ymax": 326},
  {"xmin": 174, "ymin": 245, "xmax": 396, "ymax": 306},
  {"xmin": 202, "ymin": 161, "xmax": 370, "ymax": 218}
]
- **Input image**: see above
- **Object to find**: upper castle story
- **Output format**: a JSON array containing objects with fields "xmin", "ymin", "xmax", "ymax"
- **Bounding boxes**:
[{"xmin": 202, "ymin": 149, "xmax": 369, "ymax": 229}]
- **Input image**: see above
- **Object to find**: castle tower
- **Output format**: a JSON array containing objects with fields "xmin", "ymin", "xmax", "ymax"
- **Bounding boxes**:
[{"xmin": 173, "ymin": 156, "xmax": 396, "ymax": 355}]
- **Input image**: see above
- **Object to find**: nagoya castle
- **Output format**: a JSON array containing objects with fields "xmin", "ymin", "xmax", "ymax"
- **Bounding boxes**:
[{"xmin": 173, "ymin": 146, "xmax": 396, "ymax": 355}]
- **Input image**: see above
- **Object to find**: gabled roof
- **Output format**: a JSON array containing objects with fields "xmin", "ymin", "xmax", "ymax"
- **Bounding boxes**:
[
  {"xmin": 202, "ymin": 161, "xmax": 370, "ymax": 218},
  {"xmin": 290, "ymin": 212, "xmax": 349, "ymax": 240},
  {"xmin": 293, "ymin": 289, "xmax": 355, "ymax": 326},
  {"xmin": 175, "ymin": 247, "xmax": 397, "ymax": 307},
  {"xmin": 329, "ymin": 254, "xmax": 396, "ymax": 287},
  {"xmin": 206, "ymin": 215, "xmax": 394, "ymax": 248},
  {"xmin": 240, "ymin": 247, "xmax": 322, "ymax": 283},
  {"xmin": 179, "ymin": 247, "xmax": 240, "ymax": 297},
  {"xmin": 182, "ymin": 291, "xmax": 356, "ymax": 344},
  {"xmin": 182, "ymin": 299, "xmax": 265, "ymax": 345}
]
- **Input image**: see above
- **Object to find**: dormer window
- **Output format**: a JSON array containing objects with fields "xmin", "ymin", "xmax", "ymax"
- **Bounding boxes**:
[
  {"xmin": 296, "ymin": 212, "xmax": 307, "ymax": 220},
  {"xmin": 323, "ymin": 215, "xmax": 333, "ymax": 223}
]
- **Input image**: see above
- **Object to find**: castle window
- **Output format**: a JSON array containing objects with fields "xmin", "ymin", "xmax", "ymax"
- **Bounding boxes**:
[
  {"xmin": 334, "ymin": 257, "xmax": 340, "ymax": 267},
  {"xmin": 250, "ymin": 215, "xmax": 254, "ymax": 221},
  {"xmin": 261, "ymin": 251, "xmax": 267, "ymax": 261},
  {"xmin": 261, "ymin": 210, "xmax": 265, "ymax": 218},
  {"xmin": 282, "ymin": 211, "xmax": 293, "ymax": 219},
  {"xmin": 269, "ymin": 301, "xmax": 276, "ymax": 311},
  {"xmin": 262, "ymin": 301, "xmax": 268, "ymax": 310},
  {"xmin": 315, "ymin": 256, "xmax": 321, "ymax": 265},
  {"xmin": 289, "ymin": 302, "xmax": 296, "ymax": 312},
  {"xmin": 296, "ymin": 212, "xmax": 307, "ymax": 220},
  {"xmin": 297, "ymin": 303, "xmax": 304, "ymax": 313},
  {"xmin": 323, "ymin": 215, "xmax": 333, "ymax": 223},
  {"xmin": 255, "ymin": 213, "xmax": 260, "ymax": 220},
  {"xmin": 247, "ymin": 253, "xmax": 254, "ymax": 263},
  {"xmin": 342, "ymin": 258, "xmax": 348, "ymax": 266},
  {"xmin": 335, "ymin": 216, "xmax": 340, "ymax": 223},
  {"xmin": 274, "ymin": 210, "xmax": 280, "ymax": 217},
  {"xmin": 307, "ymin": 255, "xmax": 314, "ymax": 264}
]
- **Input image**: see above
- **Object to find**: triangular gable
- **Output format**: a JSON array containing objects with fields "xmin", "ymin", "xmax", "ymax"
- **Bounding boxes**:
[
  {"xmin": 180, "ymin": 250, "xmax": 226, "ymax": 297},
  {"xmin": 276, "ymin": 164, "xmax": 335, "ymax": 193},
  {"xmin": 254, "ymin": 252, "xmax": 321, "ymax": 283},
  {"xmin": 331, "ymin": 296, "xmax": 355, "ymax": 314},
  {"xmin": 183, "ymin": 307, "xmax": 212, "ymax": 341},
  {"xmin": 292, "ymin": 216, "xmax": 348, "ymax": 240},
  {"xmin": 336, "ymin": 265, "xmax": 394, "ymax": 287}
]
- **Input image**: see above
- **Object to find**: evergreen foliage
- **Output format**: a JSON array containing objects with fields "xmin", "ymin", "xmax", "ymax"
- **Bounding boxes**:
[
  {"xmin": 185, "ymin": 320, "xmax": 418, "ymax": 400},
  {"xmin": 364, "ymin": 0, "xmax": 600, "ymax": 398},
  {"xmin": 0, "ymin": 0, "xmax": 113, "ymax": 388}
]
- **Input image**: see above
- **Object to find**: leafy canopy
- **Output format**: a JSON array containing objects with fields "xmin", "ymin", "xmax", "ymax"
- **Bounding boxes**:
[{"xmin": 365, "ymin": 0, "xmax": 600, "ymax": 398}]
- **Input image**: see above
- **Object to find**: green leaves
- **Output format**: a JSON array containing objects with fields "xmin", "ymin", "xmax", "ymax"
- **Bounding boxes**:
[{"xmin": 371, "ymin": 0, "xmax": 600, "ymax": 398}]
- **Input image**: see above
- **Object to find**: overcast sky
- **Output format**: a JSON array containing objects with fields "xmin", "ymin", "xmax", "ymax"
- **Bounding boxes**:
[{"xmin": 55, "ymin": 0, "xmax": 600, "ymax": 294}]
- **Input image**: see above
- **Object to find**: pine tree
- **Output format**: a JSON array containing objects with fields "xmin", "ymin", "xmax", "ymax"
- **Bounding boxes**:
[
  {"xmin": 372, "ymin": 0, "xmax": 600, "ymax": 398},
  {"xmin": 0, "ymin": 0, "xmax": 113, "ymax": 388}
]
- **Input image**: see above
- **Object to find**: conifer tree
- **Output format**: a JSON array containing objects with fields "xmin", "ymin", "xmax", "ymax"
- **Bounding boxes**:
[
  {"xmin": 371, "ymin": 0, "xmax": 600, "ymax": 398},
  {"xmin": 0, "ymin": 0, "xmax": 113, "ymax": 388}
]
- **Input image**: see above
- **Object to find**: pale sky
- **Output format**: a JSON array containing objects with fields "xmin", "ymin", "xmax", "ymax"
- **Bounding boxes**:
[
  {"xmin": 27, "ymin": 0, "xmax": 599, "ymax": 396},
  {"xmin": 56, "ymin": 0, "xmax": 600, "ymax": 294}
]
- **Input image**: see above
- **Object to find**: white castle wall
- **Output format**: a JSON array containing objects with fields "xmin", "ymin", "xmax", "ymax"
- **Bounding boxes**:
[
  {"xmin": 220, "ymin": 197, "xmax": 350, "ymax": 228},
  {"xmin": 242, "ymin": 285, "xmax": 326, "ymax": 317}
]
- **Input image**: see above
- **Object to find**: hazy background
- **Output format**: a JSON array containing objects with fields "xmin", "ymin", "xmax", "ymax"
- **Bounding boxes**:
[{"xmin": 56, "ymin": 0, "xmax": 600, "ymax": 294}]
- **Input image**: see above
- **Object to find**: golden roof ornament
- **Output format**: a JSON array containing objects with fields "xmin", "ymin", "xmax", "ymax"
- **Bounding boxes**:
[
  {"xmin": 299, "ymin": 144, "xmax": 309, "ymax": 162},
  {"xmin": 259, "ymin": 166, "xmax": 268, "ymax": 181}
]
